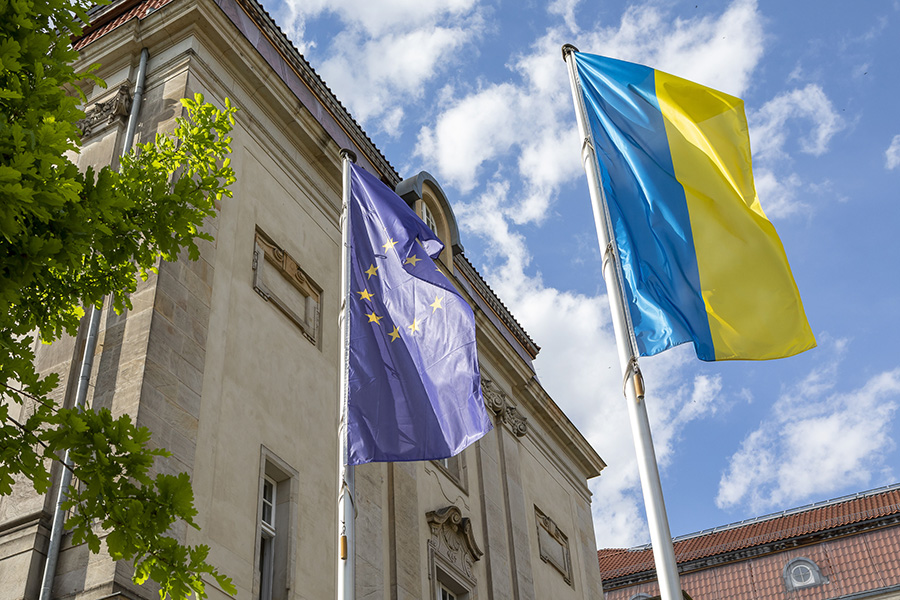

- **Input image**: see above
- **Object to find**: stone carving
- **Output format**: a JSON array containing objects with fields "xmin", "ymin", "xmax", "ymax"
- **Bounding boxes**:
[
  {"xmin": 536, "ymin": 506, "xmax": 573, "ymax": 585},
  {"xmin": 501, "ymin": 406, "xmax": 528, "ymax": 437},
  {"xmin": 77, "ymin": 84, "xmax": 132, "ymax": 138},
  {"xmin": 480, "ymin": 372, "xmax": 528, "ymax": 437},
  {"xmin": 480, "ymin": 373, "xmax": 506, "ymax": 415},
  {"xmin": 252, "ymin": 228, "xmax": 321, "ymax": 344},
  {"xmin": 427, "ymin": 505, "xmax": 483, "ymax": 580}
]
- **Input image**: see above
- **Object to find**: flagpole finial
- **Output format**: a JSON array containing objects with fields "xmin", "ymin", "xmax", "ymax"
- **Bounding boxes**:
[
  {"xmin": 340, "ymin": 148, "xmax": 357, "ymax": 163},
  {"xmin": 562, "ymin": 44, "xmax": 579, "ymax": 60}
]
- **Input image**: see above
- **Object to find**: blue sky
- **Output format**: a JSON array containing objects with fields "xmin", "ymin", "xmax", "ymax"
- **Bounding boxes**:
[{"xmin": 263, "ymin": 0, "xmax": 900, "ymax": 547}]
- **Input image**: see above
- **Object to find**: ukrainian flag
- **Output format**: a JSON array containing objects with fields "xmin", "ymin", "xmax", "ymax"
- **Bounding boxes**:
[{"xmin": 574, "ymin": 52, "xmax": 815, "ymax": 361}]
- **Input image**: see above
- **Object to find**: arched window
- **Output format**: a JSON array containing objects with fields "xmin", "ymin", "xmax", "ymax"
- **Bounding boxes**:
[
  {"xmin": 628, "ymin": 594, "xmax": 653, "ymax": 600},
  {"xmin": 784, "ymin": 557, "xmax": 826, "ymax": 590}
]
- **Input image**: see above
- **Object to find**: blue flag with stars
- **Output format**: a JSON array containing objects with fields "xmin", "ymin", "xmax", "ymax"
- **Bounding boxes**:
[{"xmin": 346, "ymin": 163, "xmax": 492, "ymax": 465}]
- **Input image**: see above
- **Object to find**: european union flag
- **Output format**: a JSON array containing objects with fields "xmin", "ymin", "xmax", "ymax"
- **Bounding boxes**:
[{"xmin": 346, "ymin": 164, "xmax": 492, "ymax": 465}]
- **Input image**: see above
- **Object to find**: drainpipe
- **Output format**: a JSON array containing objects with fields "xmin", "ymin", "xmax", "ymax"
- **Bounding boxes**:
[{"xmin": 39, "ymin": 47, "xmax": 150, "ymax": 600}]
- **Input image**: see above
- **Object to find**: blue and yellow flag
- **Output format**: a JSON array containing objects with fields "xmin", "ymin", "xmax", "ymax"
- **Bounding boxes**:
[
  {"xmin": 346, "ymin": 164, "xmax": 492, "ymax": 465},
  {"xmin": 574, "ymin": 52, "xmax": 815, "ymax": 361}
]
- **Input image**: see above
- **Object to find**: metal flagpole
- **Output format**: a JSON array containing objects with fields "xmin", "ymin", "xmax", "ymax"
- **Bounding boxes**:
[
  {"xmin": 337, "ymin": 148, "xmax": 357, "ymax": 600},
  {"xmin": 562, "ymin": 44, "xmax": 683, "ymax": 600}
]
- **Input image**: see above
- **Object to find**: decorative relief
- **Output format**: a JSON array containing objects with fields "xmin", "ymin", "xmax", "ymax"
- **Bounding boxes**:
[
  {"xmin": 426, "ymin": 505, "xmax": 483, "ymax": 581},
  {"xmin": 76, "ymin": 84, "xmax": 132, "ymax": 139},
  {"xmin": 501, "ymin": 406, "xmax": 528, "ymax": 437},
  {"xmin": 252, "ymin": 228, "xmax": 321, "ymax": 345},
  {"xmin": 481, "ymin": 372, "xmax": 506, "ymax": 415},
  {"xmin": 535, "ymin": 506, "xmax": 573, "ymax": 586},
  {"xmin": 480, "ymin": 372, "xmax": 527, "ymax": 437}
]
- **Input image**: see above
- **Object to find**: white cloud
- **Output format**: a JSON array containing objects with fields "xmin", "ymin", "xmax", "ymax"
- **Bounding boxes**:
[
  {"xmin": 748, "ymin": 85, "xmax": 845, "ymax": 217},
  {"xmin": 456, "ymin": 180, "xmax": 728, "ymax": 546},
  {"xmin": 276, "ymin": 0, "xmax": 483, "ymax": 133},
  {"xmin": 716, "ymin": 343, "xmax": 900, "ymax": 513},
  {"xmin": 417, "ymin": 0, "xmax": 766, "ymax": 226},
  {"xmin": 318, "ymin": 25, "xmax": 477, "ymax": 128},
  {"xmin": 753, "ymin": 169, "xmax": 805, "ymax": 219},
  {"xmin": 548, "ymin": 0, "xmax": 582, "ymax": 33},
  {"xmin": 886, "ymin": 134, "xmax": 900, "ymax": 169},
  {"xmin": 595, "ymin": 0, "xmax": 764, "ymax": 96},
  {"xmin": 423, "ymin": 0, "xmax": 770, "ymax": 547},
  {"xmin": 750, "ymin": 85, "xmax": 844, "ymax": 161}
]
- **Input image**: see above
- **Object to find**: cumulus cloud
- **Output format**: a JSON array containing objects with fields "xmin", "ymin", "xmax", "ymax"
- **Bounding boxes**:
[
  {"xmin": 748, "ymin": 85, "xmax": 845, "ymax": 218},
  {"xmin": 416, "ymin": 0, "xmax": 766, "ymax": 226},
  {"xmin": 276, "ymin": 0, "xmax": 483, "ymax": 134},
  {"xmin": 595, "ymin": 0, "xmax": 764, "ymax": 96},
  {"xmin": 886, "ymin": 134, "xmax": 900, "ymax": 169},
  {"xmin": 419, "ymin": 0, "xmax": 770, "ymax": 546},
  {"xmin": 716, "ymin": 343, "xmax": 900, "ymax": 513},
  {"xmin": 455, "ymin": 178, "xmax": 729, "ymax": 546},
  {"xmin": 750, "ymin": 85, "xmax": 844, "ymax": 161}
]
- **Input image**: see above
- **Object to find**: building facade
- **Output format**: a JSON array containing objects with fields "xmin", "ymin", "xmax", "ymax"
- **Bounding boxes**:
[
  {"xmin": 0, "ymin": 0, "xmax": 608, "ymax": 598},
  {"xmin": 598, "ymin": 485, "xmax": 900, "ymax": 600}
]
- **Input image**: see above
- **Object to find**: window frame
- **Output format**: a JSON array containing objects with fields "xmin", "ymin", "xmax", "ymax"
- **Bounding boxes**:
[
  {"xmin": 783, "ymin": 557, "xmax": 827, "ymax": 591},
  {"xmin": 254, "ymin": 447, "xmax": 299, "ymax": 600},
  {"xmin": 432, "ymin": 448, "xmax": 468, "ymax": 494}
]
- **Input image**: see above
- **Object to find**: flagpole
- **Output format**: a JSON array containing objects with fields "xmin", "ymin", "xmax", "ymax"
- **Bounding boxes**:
[
  {"xmin": 338, "ymin": 148, "xmax": 357, "ymax": 600},
  {"xmin": 562, "ymin": 44, "xmax": 683, "ymax": 600}
]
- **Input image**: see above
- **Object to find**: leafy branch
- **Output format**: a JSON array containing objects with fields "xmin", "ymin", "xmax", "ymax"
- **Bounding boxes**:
[{"xmin": 1, "ymin": 0, "xmax": 239, "ymax": 596}]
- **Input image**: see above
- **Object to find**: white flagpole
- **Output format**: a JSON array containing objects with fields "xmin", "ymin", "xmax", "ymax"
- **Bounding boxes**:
[
  {"xmin": 562, "ymin": 44, "xmax": 683, "ymax": 600},
  {"xmin": 337, "ymin": 149, "xmax": 357, "ymax": 600}
]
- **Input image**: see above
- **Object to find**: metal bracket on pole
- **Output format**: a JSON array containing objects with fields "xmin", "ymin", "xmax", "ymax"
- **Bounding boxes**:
[
  {"xmin": 623, "ymin": 356, "xmax": 646, "ymax": 401},
  {"xmin": 581, "ymin": 136, "xmax": 594, "ymax": 158},
  {"xmin": 602, "ymin": 241, "xmax": 615, "ymax": 273}
]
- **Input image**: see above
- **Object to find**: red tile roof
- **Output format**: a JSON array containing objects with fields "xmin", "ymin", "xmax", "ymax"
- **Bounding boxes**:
[
  {"xmin": 599, "ymin": 485, "xmax": 900, "ymax": 581},
  {"xmin": 74, "ymin": 0, "xmax": 176, "ymax": 49}
]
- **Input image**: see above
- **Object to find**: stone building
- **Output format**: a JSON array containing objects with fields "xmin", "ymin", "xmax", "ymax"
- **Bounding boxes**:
[
  {"xmin": 0, "ymin": 0, "xmax": 608, "ymax": 598},
  {"xmin": 598, "ymin": 484, "xmax": 900, "ymax": 600}
]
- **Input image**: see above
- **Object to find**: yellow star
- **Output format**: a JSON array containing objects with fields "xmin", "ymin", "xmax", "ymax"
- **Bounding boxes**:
[
  {"xmin": 366, "ymin": 311, "xmax": 383, "ymax": 325},
  {"xmin": 389, "ymin": 326, "xmax": 401, "ymax": 342},
  {"xmin": 407, "ymin": 319, "xmax": 419, "ymax": 334},
  {"xmin": 430, "ymin": 296, "xmax": 443, "ymax": 313},
  {"xmin": 357, "ymin": 289, "xmax": 374, "ymax": 301},
  {"xmin": 382, "ymin": 238, "xmax": 399, "ymax": 251},
  {"xmin": 364, "ymin": 264, "xmax": 378, "ymax": 279},
  {"xmin": 404, "ymin": 254, "xmax": 422, "ymax": 267}
]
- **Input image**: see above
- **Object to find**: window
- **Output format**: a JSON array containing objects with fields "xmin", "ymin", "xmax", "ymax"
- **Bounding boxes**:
[
  {"xmin": 436, "ymin": 576, "xmax": 466, "ymax": 600},
  {"xmin": 783, "ymin": 557, "xmax": 827, "ymax": 591},
  {"xmin": 255, "ymin": 449, "xmax": 298, "ymax": 600},
  {"xmin": 791, "ymin": 563, "xmax": 813, "ymax": 586},
  {"xmin": 433, "ymin": 451, "xmax": 467, "ymax": 492},
  {"xmin": 421, "ymin": 202, "xmax": 439, "ymax": 236},
  {"xmin": 258, "ymin": 477, "xmax": 276, "ymax": 600}
]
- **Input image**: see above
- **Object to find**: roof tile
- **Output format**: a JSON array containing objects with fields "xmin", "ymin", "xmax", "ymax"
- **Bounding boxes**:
[{"xmin": 599, "ymin": 485, "xmax": 900, "ymax": 580}]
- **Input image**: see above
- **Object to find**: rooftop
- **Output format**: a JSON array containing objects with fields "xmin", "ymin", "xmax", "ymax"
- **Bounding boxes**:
[{"xmin": 599, "ymin": 483, "xmax": 900, "ymax": 582}]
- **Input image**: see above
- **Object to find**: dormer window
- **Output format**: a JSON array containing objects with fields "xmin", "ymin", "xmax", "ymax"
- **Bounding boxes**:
[{"xmin": 784, "ymin": 557, "xmax": 826, "ymax": 591}]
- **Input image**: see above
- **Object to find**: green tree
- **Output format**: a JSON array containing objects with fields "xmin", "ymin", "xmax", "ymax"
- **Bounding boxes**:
[{"xmin": 1, "ymin": 0, "xmax": 237, "ymax": 597}]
